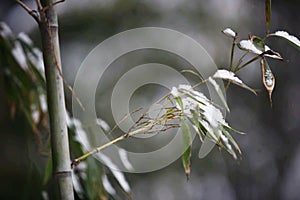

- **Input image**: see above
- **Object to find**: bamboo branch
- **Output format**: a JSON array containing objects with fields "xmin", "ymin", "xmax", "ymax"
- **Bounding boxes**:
[
  {"xmin": 42, "ymin": 0, "xmax": 65, "ymax": 11},
  {"xmin": 16, "ymin": 0, "xmax": 39, "ymax": 23}
]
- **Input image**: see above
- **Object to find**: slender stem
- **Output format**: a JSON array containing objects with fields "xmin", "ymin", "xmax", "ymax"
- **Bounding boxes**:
[
  {"xmin": 234, "ymin": 54, "xmax": 261, "ymax": 73},
  {"xmin": 226, "ymin": 37, "xmax": 238, "ymax": 90},
  {"xmin": 71, "ymin": 123, "xmax": 155, "ymax": 168},
  {"xmin": 39, "ymin": 0, "xmax": 74, "ymax": 199},
  {"xmin": 235, "ymin": 51, "xmax": 249, "ymax": 70},
  {"xmin": 229, "ymin": 39, "xmax": 236, "ymax": 71}
]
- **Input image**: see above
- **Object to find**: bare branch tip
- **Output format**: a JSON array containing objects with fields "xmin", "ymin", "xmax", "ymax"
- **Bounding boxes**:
[{"xmin": 16, "ymin": 0, "xmax": 40, "ymax": 22}]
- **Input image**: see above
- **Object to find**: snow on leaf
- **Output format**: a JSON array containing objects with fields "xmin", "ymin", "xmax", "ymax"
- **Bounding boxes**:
[
  {"xmin": 18, "ymin": 32, "xmax": 33, "ymax": 46},
  {"xmin": 178, "ymin": 84, "xmax": 192, "ymax": 91},
  {"xmin": 222, "ymin": 28, "xmax": 237, "ymax": 38},
  {"xmin": 169, "ymin": 84, "xmax": 242, "ymax": 159},
  {"xmin": 269, "ymin": 31, "xmax": 300, "ymax": 50},
  {"xmin": 213, "ymin": 69, "xmax": 242, "ymax": 83},
  {"xmin": 238, "ymin": 39, "xmax": 282, "ymax": 60},
  {"xmin": 0, "ymin": 22, "xmax": 12, "ymax": 39},
  {"xmin": 31, "ymin": 104, "xmax": 39, "ymax": 123},
  {"xmin": 180, "ymin": 119, "xmax": 192, "ymax": 179},
  {"xmin": 92, "ymin": 148, "xmax": 131, "ymax": 193},
  {"xmin": 39, "ymin": 94, "xmax": 47, "ymax": 112},
  {"xmin": 118, "ymin": 148, "xmax": 134, "ymax": 171},
  {"xmin": 27, "ymin": 48, "xmax": 45, "ymax": 73},
  {"xmin": 208, "ymin": 77, "xmax": 230, "ymax": 112},
  {"xmin": 69, "ymin": 115, "xmax": 131, "ymax": 193},
  {"xmin": 12, "ymin": 41, "xmax": 28, "ymax": 70},
  {"xmin": 102, "ymin": 175, "xmax": 117, "ymax": 195},
  {"xmin": 213, "ymin": 69, "xmax": 257, "ymax": 94},
  {"xmin": 238, "ymin": 40, "xmax": 263, "ymax": 54},
  {"xmin": 96, "ymin": 118, "xmax": 110, "ymax": 132},
  {"xmin": 171, "ymin": 86, "xmax": 180, "ymax": 97}
]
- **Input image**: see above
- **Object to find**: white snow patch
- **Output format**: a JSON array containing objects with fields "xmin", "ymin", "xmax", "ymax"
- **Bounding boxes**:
[
  {"xmin": 273, "ymin": 31, "xmax": 300, "ymax": 48},
  {"xmin": 102, "ymin": 175, "xmax": 117, "ymax": 195},
  {"xmin": 96, "ymin": 118, "xmax": 110, "ymax": 132},
  {"xmin": 0, "ymin": 22, "xmax": 12, "ymax": 38},
  {"xmin": 95, "ymin": 153, "xmax": 131, "ymax": 193},
  {"xmin": 18, "ymin": 32, "xmax": 33, "ymax": 46},
  {"xmin": 12, "ymin": 42, "xmax": 28, "ymax": 70},
  {"xmin": 39, "ymin": 94, "xmax": 47, "ymax": 112},
  {"xmin": 222, "ymin": 28, "xmax": 236, "ymax": 38},
  {"xmin": 171, "ymin": 86, "xmax": 180, "ymax": 97},
  {"xmin": 31, "ymin": 104, "xmax": 39, "ymax": 123},
  {"xmin": 239, "ymin": 40, "xmax": 263, "ymax": 54},
  {"xmin": 118, "ymin": 148, "xmax": 134, "ymax": 171},
  {"xmin": 213, "ymin": 69, "xmax": 242, "ymax": 84}
]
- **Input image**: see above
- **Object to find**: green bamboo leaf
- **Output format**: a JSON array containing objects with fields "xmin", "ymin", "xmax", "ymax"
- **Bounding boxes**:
[
  {"xmin": 265, "ymin": 0, "xmax": 272, "ymax": 33},
  {"xmin": 260, "ymin": 58, "xmax": 275, "ymax": 105},
  {"xmin": 222, "ymin": 124, "xmax": 245, "ymax": 135},
  {"xmin": 174, "ymin": 96, "xmax": 183, "ymax": 110},
  {"xmin": 180, "ymin": 119, "xmax": 192, "ymax": 179},
  {"xmin": 43, "ymin": 157, "xmax": 52, "ymax": 185},
  {"xmin": 181, "ymin": 69, "xmax": 203, "ymax": 80},
  {"xmin": 221, "ymin": 127, "xmax": 242, "ymax": 155},
  {"xmin": 268, "ymin": 31, "xmax": 300, "ymax": 51},
  {"xmin": 208, "ymin": 77, "xmax": 230, "ymax": 112}
]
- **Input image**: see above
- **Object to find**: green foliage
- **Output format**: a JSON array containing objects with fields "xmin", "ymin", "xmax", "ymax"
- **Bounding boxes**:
[
  {"xmin": 0, "ymin": 22, "xmax": 131, "ymax": 200},
  {"xmin": 180, "ymin": 118, "xmax": 192, "ymax": 178}
]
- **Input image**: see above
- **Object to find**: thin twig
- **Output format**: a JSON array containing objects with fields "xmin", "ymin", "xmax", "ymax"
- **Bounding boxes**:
[
  {"xmin": 16, "ymin": 0, "xmax": 40, "ymax": 22},
  {"xmin": 36, "ymin": 0, "xmax": 43, "ymax": 11},
  {"xmin": 42, "ymin": 0, "xmax": 65, "ymax": 12}
]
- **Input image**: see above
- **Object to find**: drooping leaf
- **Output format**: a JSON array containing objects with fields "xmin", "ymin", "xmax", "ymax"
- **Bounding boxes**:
[
  {"xmin": 268, "ymin": 31, "xmax": 300, "ymax": 51},
  {"xmin": 170, "ymin": 84, "xmax": 242, "ymax": 159},
  {"xmin": 181, "ymin": 69, "xmax": 203, "ymax": 80},
  {"xmin": 265, "ymin": 0, "xmax": 272, "ymax": 33},
  {"xmin": 238, "ymin": 39, "xmax": 263, "ymax": 54},
  {"xmin": 208, "ymin": 77, "xmax": 230, "ymax": 112},
  {"xmin": 42, "ymin": 156, "xmax": 52, "ymax": 186},
  {"xmin": 263, "ymin": 49, "xmax": 283, "ymax": 60},
  {"xmin": 213, "ymin": 69, "xmax": 257, "ymax": 94},
  {"xmin": 180, "ymin": 119, "xmax": 192, "ymax": 179},
  {"xmin": 222, "ymin": 28, "xmax": 237, "ymax": 38},
  {"xmin": 260, "ymin": 58, "xmax": 275, "ymax": 105},
  {"xmin": 238, "ymin": 39, "xmax": 283, "ymax": 60}
]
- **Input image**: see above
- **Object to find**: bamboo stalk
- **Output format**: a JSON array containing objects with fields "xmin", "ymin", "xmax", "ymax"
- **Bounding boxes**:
[{"xmin": 38, "ymin": 0, "xmax": 74, "ymax": 199}]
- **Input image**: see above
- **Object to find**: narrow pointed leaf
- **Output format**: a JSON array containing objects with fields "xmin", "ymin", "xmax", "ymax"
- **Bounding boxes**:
[
  {"xmin": 260, "ymin": 58, "xmax": 275, "ymax": 105},
  {"xmin": 238, "ymin": 39, "xmax": 283, "ymax": 60},
  {"xmin": 208, "ymin": 77, "xmax": 230, "ymax": 112},
  {"xmin": 213, "ymin": 69, "xmax": 257, "ymax": 94},
  {"xmin": 265, "ymin": 0, "xmax": 272, "ymax": 33},
  {"xmin": 263, "ymin": 49, "xmax": 283, "ymax": 60},
  {"xmin": 268, "ymin": 31, "xmax": 300, "ymax": 50},
  {"xmin": 180, "ymin": 119, "xmax": 192, "ymax": 179},
  {"xmin": 181, "ymin": 69, "xmax": 203, "ymax": 80}
]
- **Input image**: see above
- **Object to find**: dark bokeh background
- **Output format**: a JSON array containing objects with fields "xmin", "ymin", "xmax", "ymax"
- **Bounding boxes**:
[{"xmin": 1, "ymin": 0, "xmax": 300, "ymax": 199}]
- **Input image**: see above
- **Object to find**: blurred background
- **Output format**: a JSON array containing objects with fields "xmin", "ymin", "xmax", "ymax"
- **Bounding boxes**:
[{"xmin": 1, "ymin": 0, "xmax": 300, "ymax": 199}]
